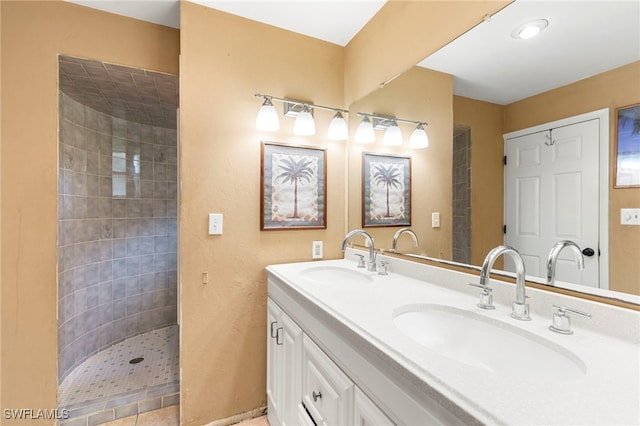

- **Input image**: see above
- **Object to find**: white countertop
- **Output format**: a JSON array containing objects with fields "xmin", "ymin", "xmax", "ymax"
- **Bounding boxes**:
[{"xmin": 267, "ymin": 249, "xmax": 640, "ymax": 425}]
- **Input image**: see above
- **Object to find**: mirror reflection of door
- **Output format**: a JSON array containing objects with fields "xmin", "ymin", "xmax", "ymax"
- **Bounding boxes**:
[{"xmin": 504, "ymin": 118, "xmax": 601, "ymax": 288}]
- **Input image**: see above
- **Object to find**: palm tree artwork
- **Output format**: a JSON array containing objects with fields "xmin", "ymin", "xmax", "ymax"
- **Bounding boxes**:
[
  {"xmin": 616, "ymin": 104, "xmax": 640, "ymax": 186},
  {"xmin": 274, "ymin": 154, "xmax": 317, "ymax": 220},
  {"xmin": 362, "ymin": 153, "xmax": 410, "ymax": 227},
  {"xmin": 372, "ymin": 163, "xmax": 402, "ymax": 217}
]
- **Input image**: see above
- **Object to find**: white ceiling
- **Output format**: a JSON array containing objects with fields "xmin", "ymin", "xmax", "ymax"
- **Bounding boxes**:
[
  {"xmin": 65, "ymin": 0, "xmax": 386, "ymax": 46},
  {"xmin": 66, "ymin": 0, "xmax": 639, "ymax": 105},
  {"xmin": 418, "ymin": 0, "xmax": 640, "ymax": 105}
]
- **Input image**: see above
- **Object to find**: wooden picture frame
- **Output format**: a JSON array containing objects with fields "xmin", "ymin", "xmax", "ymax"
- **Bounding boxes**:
[
  {"xmin": 261, "ymin": 142, "xmax": 327, "ymax": 230},
  {"xmin": 614, "ymin": 103, "xmax": 640, "ymax": 188},
  {"xmin": 362, "ymin": 152, "xmax": 411, "ymax": 227}
]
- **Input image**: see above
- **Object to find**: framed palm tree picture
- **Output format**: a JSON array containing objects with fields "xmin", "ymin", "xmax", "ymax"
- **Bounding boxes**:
[
  {"xmin": 362, "ymin": 152, "xmax": 411, "ymax": 227},
  {"xmin": 261, "ymin": 142, "xmax": 327, "ymax": 230},
  {"xmin": 614, "ymin": 103, "xmax": 640, "ymax": 188}
]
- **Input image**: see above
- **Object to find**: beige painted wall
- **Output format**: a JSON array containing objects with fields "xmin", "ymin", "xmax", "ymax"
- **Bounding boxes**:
[
  {"xmin": 453, "ymin": 96, "xmax": 505, "ymax": 266},
  {"xmin": 452, "ymin": 63, "xmax": 639, "ymax": 295},
  {"xmin": 0, "ymin": 2, "xmax": 178, "ymax": 422},
  {"xmin": 0, "ymin": 1, "xmax": 3, "ymax": 408},
  {"xmin": 344, "ymin": 1, "xmax": 511, "ymax": 104},
  {"xmin": 348, "ymin": 67, "xmax": 453, "ymax": 258},
  {"xmin": 505, "ymin": 62, "xmax": 640, "ymax": 295},
  {"xmin": 179, "ymin": 3, "xmax": 346, "ymax": 424}
]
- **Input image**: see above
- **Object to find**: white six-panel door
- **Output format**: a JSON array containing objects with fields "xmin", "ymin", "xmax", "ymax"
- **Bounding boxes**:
[{"xmin": 504, "ymin": 119, "xmax": 600, "ymax": 288}]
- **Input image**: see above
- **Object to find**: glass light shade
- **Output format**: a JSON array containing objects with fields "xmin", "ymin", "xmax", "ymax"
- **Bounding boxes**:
[
  {"xmin": 382, "ymin": 122, "xmax": 403, "ymax": 146},
  {"xmin": 327, "ymin": 112, "xmax": 348, "ymax": 141},
  {"xmin": 355, "ymin": 116, "xmax": 375, "ymax": 144},
  {"xmin": 408, "ymin": 124, "xmax": 429, "ymax": 149},
  {"xmin": 293, "ymin": 106, "xmax": 315, "ymax": 136},
  {"xmin": 256, "ymin": 98, "xmax": 279, "ymax": 131}
]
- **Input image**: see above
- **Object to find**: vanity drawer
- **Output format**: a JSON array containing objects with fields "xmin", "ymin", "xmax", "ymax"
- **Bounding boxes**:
[{"xmin": 301, "ymin": 335, "xmax": 354, "ymax": 425}]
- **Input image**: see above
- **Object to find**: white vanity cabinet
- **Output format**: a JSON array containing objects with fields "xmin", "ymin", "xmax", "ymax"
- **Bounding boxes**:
[
  {"xmin": 267, "ymin": 299, "xmax": 302, "ymax": 426},
  {"xmin": 301, "ymin": 334, "xmax": 353, "ymax": 425},
  {"xmin": 353, "ymin": 387, "xmax": 395, "ymax": 426},
  {"xmin": 267, "ymin": 297, "xmax": 394, "ymax": 426}
]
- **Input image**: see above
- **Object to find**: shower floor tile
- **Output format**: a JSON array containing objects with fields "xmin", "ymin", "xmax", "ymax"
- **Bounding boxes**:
[{"xmin": 59, "ymin": 325, "xmax": 179, "ymax": 408}]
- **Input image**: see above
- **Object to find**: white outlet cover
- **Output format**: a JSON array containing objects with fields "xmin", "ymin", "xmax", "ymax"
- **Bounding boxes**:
[{"xmin": 621, "ymin": 208, "xmax": 640, "ymax": 225}]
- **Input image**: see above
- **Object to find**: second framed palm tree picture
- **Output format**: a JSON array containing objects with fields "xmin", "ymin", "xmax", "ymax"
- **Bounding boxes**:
[
  {"xmin": 261, "ymin": 142, "xmax": 327, "ymax": 230},
  {"xmin": 362, "ymin": 152, "xmax": 411, "ymax": 227}
]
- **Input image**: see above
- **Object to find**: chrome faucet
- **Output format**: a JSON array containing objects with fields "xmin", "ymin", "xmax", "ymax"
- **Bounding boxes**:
[
  {"xmin": 480, "ymin": 245, "xmax": 530, "ymax": 321},
  {"xmin": 391, "ymin": 228, "xmax": 419, "ymax": 253},
  {"xmin": 341, "ymin": 229, "xmax": 376, "ymax": 272},
  {"xmin": 546, "ymin": 240, "xmax": 585, "ymax": 286}
]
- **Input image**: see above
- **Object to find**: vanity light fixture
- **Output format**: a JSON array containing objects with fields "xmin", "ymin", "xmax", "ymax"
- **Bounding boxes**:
[
  {"xmin": 408, "ymin": 124, "xmax": 429, "ymax": 149},
  {"xmin": 293, "ymin": 104, "xmax": 315, "ymax": 136},
  {"xmin": 382, "ymin": 120, "xmax": 403, "ymax": 146},
  {"xmin": 357, "ymin": 112, "xmax": 429, "ymax": 149},
  {"xmin": 255, "ymin": 97, "xmax": 280, "ymax": 131},
  {"xmin": 355, "ymin": 115, "xmax": 375, "ymax": 144},
  {"xmin": 511, "ymin": 19, "xmax": 549, "ymax": 40},
  {"xmin": 327, "ymin": 111, "xmax": 348, "ymax": 141},
  {"xmin": 254, "ymin": 93, "xmax": 348, "ymax": 139}
]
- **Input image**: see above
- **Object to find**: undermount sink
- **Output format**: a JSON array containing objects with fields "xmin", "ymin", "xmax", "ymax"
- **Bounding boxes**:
[
  {"xmin": 393, "ymin": 304, "xmax": 586, "ymax": 382},
  {"xmin": 300, "ymin": 266, "xmax": 374, "ymax": 285}
]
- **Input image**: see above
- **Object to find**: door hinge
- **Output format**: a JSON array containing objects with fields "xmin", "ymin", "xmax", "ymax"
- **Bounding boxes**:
[
  {"xmin": 504, "ymin": 155, "xmax": 507, "ymax": 165},
  {"xmin": 503, "ymin": 225, "xmax": 507, "ymax": 234}
]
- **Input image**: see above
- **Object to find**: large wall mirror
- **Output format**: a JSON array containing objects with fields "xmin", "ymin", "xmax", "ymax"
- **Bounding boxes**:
[{"xmin": 347, "ymin": 1, "xmax": 640, "ymax": 304}]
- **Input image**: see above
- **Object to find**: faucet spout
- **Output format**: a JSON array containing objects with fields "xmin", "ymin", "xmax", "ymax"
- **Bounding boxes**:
[
  {"xmin": 341, "ymin": 229, "xmax": 376, "ymax": 272},
  {"xmin": 391, "ymin": 228, "xmax": 419, "ymax": 253},
  {"xmin": 546, "ymin": 240, "xmax": 585, "ymax": 286},
  {"xmin": 480, "ymin": 245, "xmax": 530, "ymax": 321}
]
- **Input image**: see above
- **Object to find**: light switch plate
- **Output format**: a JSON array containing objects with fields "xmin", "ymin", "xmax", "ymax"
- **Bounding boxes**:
[
  {"xmin": 208, "ymin": 213, "xmax": 223, "ymax": 235},
  {"xmin": 621, "ymin": 208, "xmax": 640, "ymax": 225}
]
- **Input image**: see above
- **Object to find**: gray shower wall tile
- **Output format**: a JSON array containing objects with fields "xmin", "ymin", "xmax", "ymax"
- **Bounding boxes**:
[
  {"xmin": 113, "ymin": 279, "xmax": 126, "ymax": 300},
  {"xmin": 59, "ymin": 93, "xmax": 177, "ymax": 383},
  {"xmin": 87, "ymin": 130, "xmax": 100, "ymax": 153},
  {"xmin": 112, "ymin": 219, "xmax": 127, "ymax": 238},
  {"xmin": 113, "ymin": 258, "xmax": 127, "ymax": 280},
  {"xmin": 87, "ymin": 197, "xmax": 100, "ymax": 219}
]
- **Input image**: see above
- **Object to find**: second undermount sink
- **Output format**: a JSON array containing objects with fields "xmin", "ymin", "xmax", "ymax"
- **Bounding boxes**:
[
  {"xmin": 300, "ymin": 265, "xmax": 374, "ymax": 285},
  {"xmin": 393, "ymin": 304, "xmax": 586, "ymax": 382}
]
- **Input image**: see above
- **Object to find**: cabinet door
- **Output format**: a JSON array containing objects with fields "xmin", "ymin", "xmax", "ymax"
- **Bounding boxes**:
[
  {"xmin": 354, "ymin": 386, "xmax": 395, "ymax": 426},
  {"xmin": 281, "ymin": 310, "xmax": 302, "ymax": 425},
  {"xmin": 267, "ymin": 298, "xmax": 303, "ymax": 426},
  {"xmin": 267, "ymin": 299, "xmax": 283, "ymax": 426},
  {"xmin": 302, "ymin": 335, "xmax": 354, "ymax": 426}
]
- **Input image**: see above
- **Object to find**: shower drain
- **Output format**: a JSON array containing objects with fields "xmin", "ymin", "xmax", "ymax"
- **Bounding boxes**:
[{"xmin": 129, "ymin": 357, "xmax": 144, "ymax": 364}]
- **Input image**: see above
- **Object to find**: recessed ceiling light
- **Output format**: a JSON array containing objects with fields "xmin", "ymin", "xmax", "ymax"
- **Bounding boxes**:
[{"xmin": 511, "ymin": 19, "xmax": 549, "ymax": 40}]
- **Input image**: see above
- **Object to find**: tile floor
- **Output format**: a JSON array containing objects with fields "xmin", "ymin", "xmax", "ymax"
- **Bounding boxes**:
[
  {"xmin": 59, "ymin": 325, "xmax": 179, "ymax": 425},
  {"xmin": 100, "ymin": 406, "xmax": 269, "ymax": 426}
]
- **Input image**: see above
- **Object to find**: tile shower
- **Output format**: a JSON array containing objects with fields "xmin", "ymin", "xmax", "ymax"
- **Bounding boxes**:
[
  {"xmin": 57, "ymin": 56, "xmax": 179, "ymax": 425},
  {"xmin": 452, "ymin": 126, "xmax": 471, "ymax": 264}
]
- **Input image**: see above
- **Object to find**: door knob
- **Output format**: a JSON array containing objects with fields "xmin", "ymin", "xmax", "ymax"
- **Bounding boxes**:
[{"xmin": 582, "ymin": 248, "xmax": 595, "ymax": 257}]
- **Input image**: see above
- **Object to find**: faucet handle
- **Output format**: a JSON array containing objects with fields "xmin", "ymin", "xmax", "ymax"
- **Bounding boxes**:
[
  {"xmin": 467, "ymin": 283, "xmax": 496, "ymax": 310},
  {"xmin": 549, "ymin": 305, "xmax": 591, "ymax": 335},
  {"xmin": 378, "ymin": 260, "xmax": 389, "ymax": 276},
  {"xmin": 354, "ymin": 254, "xmax": 366, "ymax": 268}
]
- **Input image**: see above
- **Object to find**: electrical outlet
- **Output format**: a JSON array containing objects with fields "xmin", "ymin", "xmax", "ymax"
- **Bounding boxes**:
[
  {"xmin": 432, "ymin": 212, "xmax": 441, "ymax": 228},
  {"xmin": 312, "ymin": 240, "xmax": 323, "ymax": 259},
  {"xmin": 208, "ymin": 213, "xmax": 223, "ymax": 235}
]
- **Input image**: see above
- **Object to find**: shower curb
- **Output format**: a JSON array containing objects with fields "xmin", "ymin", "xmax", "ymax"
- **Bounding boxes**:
[{"xmin": 59, "ymin": 385, "xmax": 179, "ymax": 426}]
